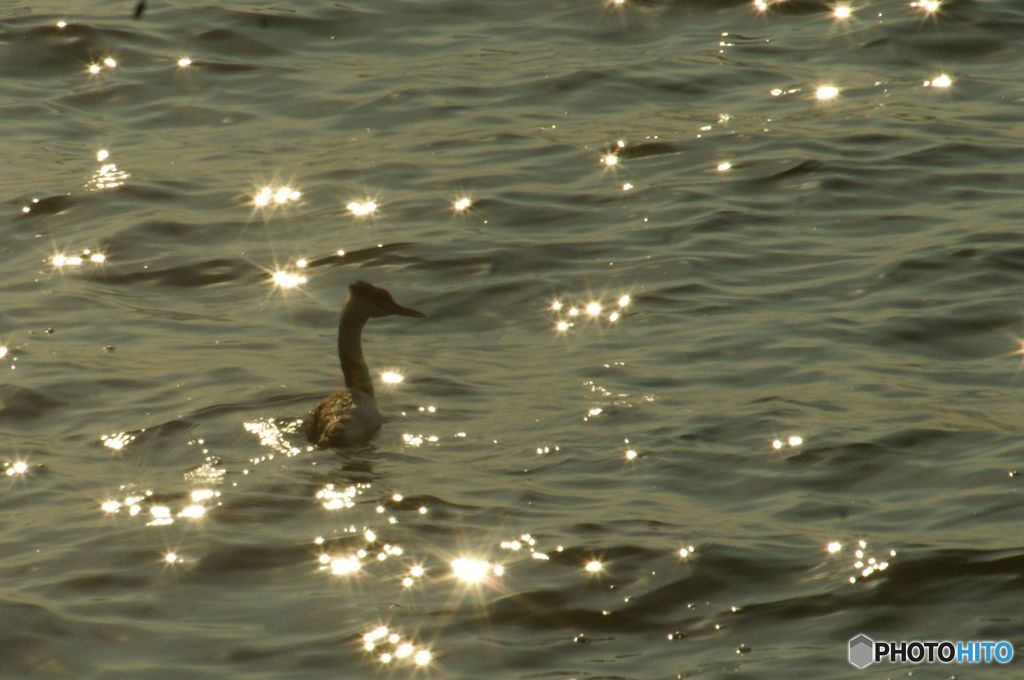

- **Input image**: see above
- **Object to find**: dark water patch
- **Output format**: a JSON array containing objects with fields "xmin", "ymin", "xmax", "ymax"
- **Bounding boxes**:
[
  {"xmin": 979, "ymin": 246, "xmax": 1024, "ymax": 271},
  {"xmin": 77, "ymin": 421, "xmax": 194, "ymax": 470},
  {"xmin": 58, "ymin": 571, "xmax": 152, "ymax": 592},
  {"xmin": 114, "ymin": 182, "xmax": 203, "ymax": 204},
  {"xmin": 189, "ymin": 393, "xmax": 311, "ymax": 423},
  {"xmin": 0, "ymin": 22, "xmax": 165, "ymax": 77},
  {"xmin": 690, "ymin": 208, "xmax": 783, "ymax": 234},
  {"xmin": 81, "ymin": 257, "xmax": 256, "ymax": 288},
  {"xmin": 112, "ymin": 219, "xmax": 217, "ymax": 244},
  {"xmin": 872, "ymin": 312, "xmax": 1013, "ymax": 359},
  {"xmin": 0, "ymin": 385, "xmax": 64, "ymax": 422},
  {"xmin": 185, "ymin": 59, "xmax": 262, "ymax": 73},
  {"xmin": 492, "ymin": 201, "xmax": 588, "ymax": 230},
  {"xmin": 867, "ymin": 549, "xmax": 1024, "ymax": 604},
  {"xmin": 896, "ymin": 31, "xmax": 1013, "ymax": 58},
  {"xmin": 618, "ymin": 141, "xmax": 684, "ymax": 160},
  {"xmin": 305, "ymin": 243, "xmax": 414, "ymax": 269},
  {"xmin": 15, "ymin": 193, "xmax": 77, "ymax": 219},
  {"xmin": 190, "ymin": 541, "xmax": 309, "ymax": 577},
  {"xmin": 0, "ymin": 600, "xmax": 81, "ymax": 673},
  {"xmin": 654, "ymin": 0, "xmax": 750, "ymax": 11},
  {"xmin": 488, "ymin": 591, "xmax": 659, "ymax": 633},
  {"xmin": 405, "ymin": 375, "xmax": 479, "ymax": 399},
  {"xmin": 58, "ymin": 83, "xmax": 154, "ymax": 112},
  {"xmin": 767, "ymin": 0, "xmax": 832, "ymax": 15},
  {"xmin": 752, "ymin": 159, "xmax": 824, "ymax": 184},
  {"xmin": 192, "ymin": 28, "xmax": 284, "ymax": 57},
  {"xmin": 891, "ymin": 141, "xmax": 1023, "ymax": 167},
  {"xmin": 782, "ymin": 440, "xmax": 891, "ymax": 468}
]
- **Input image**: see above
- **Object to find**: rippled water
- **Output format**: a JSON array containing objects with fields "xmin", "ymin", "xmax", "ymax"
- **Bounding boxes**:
[{"xmin": 3, "ymin": 1, "xmax": 1024, "ymax": 677}]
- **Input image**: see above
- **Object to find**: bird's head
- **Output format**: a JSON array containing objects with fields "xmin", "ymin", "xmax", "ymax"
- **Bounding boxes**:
[{"xmin": 348, "ymin": 280, "xmax": 425, "ymax": 319}]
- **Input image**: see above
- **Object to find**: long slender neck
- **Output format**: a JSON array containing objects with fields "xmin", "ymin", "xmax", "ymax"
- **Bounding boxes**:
[{"xmin": 338, "ymin": 303, "xmax": 375, "ymax": 397}]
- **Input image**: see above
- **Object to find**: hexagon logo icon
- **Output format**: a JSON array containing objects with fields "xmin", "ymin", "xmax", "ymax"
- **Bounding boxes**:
[{"xmin": 848, "ymin": 634, "xmax": 874, "ymax": 669}]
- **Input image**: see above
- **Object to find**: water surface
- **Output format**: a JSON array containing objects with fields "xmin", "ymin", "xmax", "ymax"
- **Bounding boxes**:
[{"xmin": 3, "ymin": 1, "xmax": 1024, "ymax": 677}]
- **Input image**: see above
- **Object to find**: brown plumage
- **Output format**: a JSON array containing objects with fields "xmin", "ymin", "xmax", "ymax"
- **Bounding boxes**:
[{"xmin": 304, "ymin": 281, "xmax": 424, "ymax": 448}]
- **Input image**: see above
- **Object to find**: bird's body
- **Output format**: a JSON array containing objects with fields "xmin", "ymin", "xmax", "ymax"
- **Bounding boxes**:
[
  {"xmin": 304, "ymin": 281, "xmax": 423, "ymax": 448},
  {"xmin": 305, "ymin": 387, "xmax": 381, "ymax": 447}
]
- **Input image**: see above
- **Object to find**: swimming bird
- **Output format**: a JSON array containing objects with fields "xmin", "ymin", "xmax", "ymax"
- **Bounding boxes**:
[{"xmin": 305, "ymin": 281, "xmax": 424, "ymax": 447}]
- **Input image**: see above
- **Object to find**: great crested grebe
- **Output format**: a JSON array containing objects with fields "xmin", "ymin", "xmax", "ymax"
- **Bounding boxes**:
[{"xmin": 304, "ymin": 281, "xmax": 424, "ymax": 447}]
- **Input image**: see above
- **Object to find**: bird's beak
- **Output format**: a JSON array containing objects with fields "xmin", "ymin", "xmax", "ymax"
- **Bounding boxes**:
[{"xmin": 391, "ymin": 302, "xmax": 425, "ymax": 318}]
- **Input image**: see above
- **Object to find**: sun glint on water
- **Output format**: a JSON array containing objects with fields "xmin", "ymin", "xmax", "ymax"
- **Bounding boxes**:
[{"xmin": 347, "ymin": 199, "xmax": 378, "ymax": 217}]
